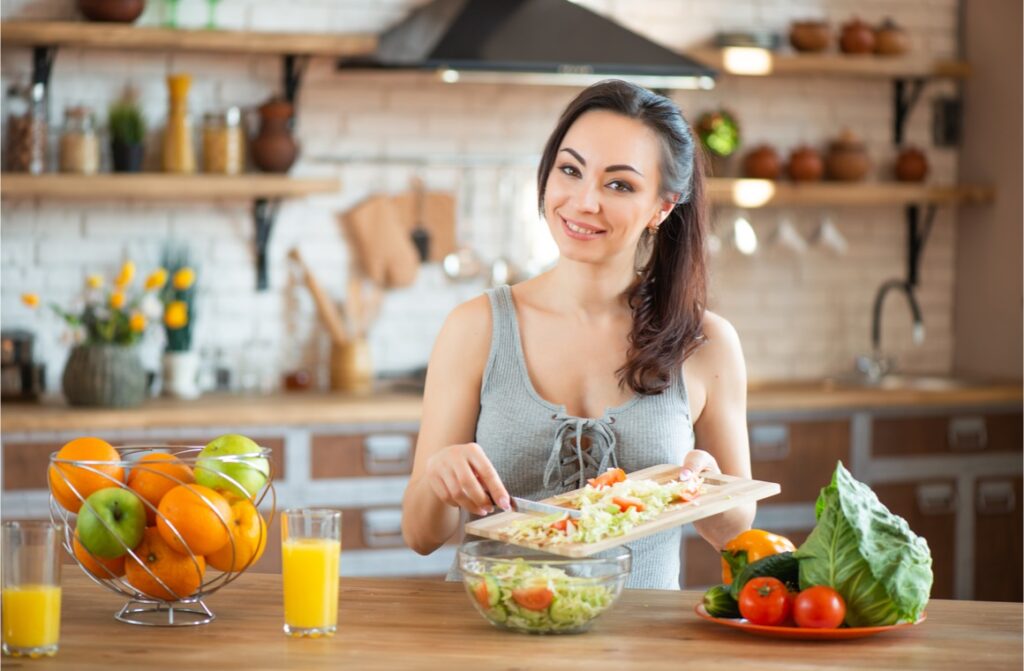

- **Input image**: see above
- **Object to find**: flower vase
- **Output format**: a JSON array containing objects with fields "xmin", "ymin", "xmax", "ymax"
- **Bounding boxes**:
[
  {"xmin": 162, "ymin": 350, "xmax": 201, "ymax": 399},
  {"xmin": 62, "ymin": 344, "xmax": 146, "ymax": 407}
]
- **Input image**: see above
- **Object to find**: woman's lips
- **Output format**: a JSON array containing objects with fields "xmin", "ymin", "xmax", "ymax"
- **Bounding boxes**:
[{"xmin": 561, "ymin": 216, "xmax": 606, "ymax": 241}]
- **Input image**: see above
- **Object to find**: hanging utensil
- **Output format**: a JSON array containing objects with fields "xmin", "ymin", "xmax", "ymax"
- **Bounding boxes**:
[
  {"xmin": 410, "ymin": 175, "xmax": 430, "ymax": 262},
  {"xmin": 288, "ymin": 248, "xmax": 349, "ymax": 345},
  {"xmin": 443, "ymin": 167, "xmax": 484, "ymax": 282}
]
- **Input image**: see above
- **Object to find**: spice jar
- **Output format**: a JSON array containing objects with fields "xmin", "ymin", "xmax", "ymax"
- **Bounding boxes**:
[
  {"xmin": 162, "ymin": 73, "xmax": 196, "ymax": 173},
  {"xmin": 5, "ymin": 83, "xmax": 49, "ymax": 174},
  {"xmin": 59, "ymin": 106, "xmax": 100, "ymax": 174},
  {"xmin": 202, "ymin": 107, "xmax": 245, "ymax": 174}
]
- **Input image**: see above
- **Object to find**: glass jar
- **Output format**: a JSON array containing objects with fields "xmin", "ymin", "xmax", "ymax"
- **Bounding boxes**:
[
  {"xmin": 162, "ymin": 73, "xmax": 195, "ymax": 173},
  {"xmin": 59, "ymin": 106, "xmax": 100, "ymax": 174},
  {"xmin": 5, "ymin": 82, "xmax": 49, "ymax": 174},
  {"xmin": 202, "ymin": 107, "xmax": 244, "ymax": 174}
]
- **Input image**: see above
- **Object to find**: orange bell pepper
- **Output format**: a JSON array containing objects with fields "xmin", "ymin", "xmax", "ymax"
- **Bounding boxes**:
[{"xmin": 720, "ymin": 529, "xmax": 796, "ymax": 585}]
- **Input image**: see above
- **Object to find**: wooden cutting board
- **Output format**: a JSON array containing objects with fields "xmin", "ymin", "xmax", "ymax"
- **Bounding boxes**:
[{"xmin": 463, "ymin": 464, "xmax": 780, "ymax": 558}]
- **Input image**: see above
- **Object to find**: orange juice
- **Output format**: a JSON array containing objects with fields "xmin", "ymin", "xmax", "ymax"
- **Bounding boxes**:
[
  {"xmin": 282, "ymin": 538, "xmax": 340, "ymax": 632},
  {"xmin": 2, "ymin": 584, "xmax": 61, "ymax": 652}
]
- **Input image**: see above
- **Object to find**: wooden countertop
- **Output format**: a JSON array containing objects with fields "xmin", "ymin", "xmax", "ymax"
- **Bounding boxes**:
[
  {"xmin": 2, "ymin": 380, "xmax": 1020, "ymax": 434},
  {"xmin": 16, "ymin": 571, "xmax": 1023, "ymax": 671}
]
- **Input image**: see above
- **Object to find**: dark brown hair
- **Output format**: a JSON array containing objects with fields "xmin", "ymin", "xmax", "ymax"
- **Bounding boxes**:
[{"xmin": 537, "ymin": 80, "xmax": 708, "ymax": 395}]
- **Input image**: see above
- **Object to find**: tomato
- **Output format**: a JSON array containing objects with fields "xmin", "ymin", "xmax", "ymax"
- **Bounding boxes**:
[
  {"xmin": 611, "ymin": 495, "xmax": 645, "ymax": 512},
  {"xmin": 588, "ymin": 468, "xmax": 626, "ymax": 489},
  {"xmin": 793, "ymin": 586, "xmax": 846, "ymax": 629},
  {"xmin": 511, "ymin": 585, "xmax": 554, "ymax": 611},
  {"xmin": 473, "ymin": 580, "xmax": 490, "ymax": 609},
  {"xmin": 738, "ymin": 577, "xmax": 793, "ymax": 626},
  {"xmin": 549, "ymin": 516, "xmax": 571, "ymax": 532}
]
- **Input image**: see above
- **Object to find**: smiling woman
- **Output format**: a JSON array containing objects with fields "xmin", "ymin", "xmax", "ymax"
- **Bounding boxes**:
[{"xmin": 401, "ymin": 80, "xmax": 754, "ymax": 590}]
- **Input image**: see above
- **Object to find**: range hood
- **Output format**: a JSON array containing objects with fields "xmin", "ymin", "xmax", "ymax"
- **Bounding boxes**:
[{"xmin": 337, "ymin": 0, "xmax": 716, "ymax": 90}]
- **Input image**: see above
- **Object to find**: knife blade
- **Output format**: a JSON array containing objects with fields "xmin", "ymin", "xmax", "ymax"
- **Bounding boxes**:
[{"xmin": 510, "ymin": 496, "xmax": 582, "ymax": 519}]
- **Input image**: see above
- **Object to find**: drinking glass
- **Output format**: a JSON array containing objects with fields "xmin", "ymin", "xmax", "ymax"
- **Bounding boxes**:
[
  {"xmin": 281, "ymin": 509, "xmax": 341, "ymax": 637},
  {"xmin": 2, "ymin": 520, "xmax": 63, "ymax": 658}
]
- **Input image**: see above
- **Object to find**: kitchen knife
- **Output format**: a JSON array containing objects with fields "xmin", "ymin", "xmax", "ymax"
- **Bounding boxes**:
[{"xmin": 510, "ymin": 496, "xmax": 582, "ymax": 519}]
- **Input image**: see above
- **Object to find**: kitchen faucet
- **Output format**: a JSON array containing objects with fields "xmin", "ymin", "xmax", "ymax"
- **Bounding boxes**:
[{"xmin": 856, "ymin": 279, "xmax": 925, "ymax": 381}]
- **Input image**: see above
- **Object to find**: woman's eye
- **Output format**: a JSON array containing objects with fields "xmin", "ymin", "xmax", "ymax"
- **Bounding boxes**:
[
  {"xmin": 558, "ymin": 164, "xmax": 581, "ymax": 177},
  {"xmin": 608, "ymin": 180, "xmax": 634, "ymax": 193}
]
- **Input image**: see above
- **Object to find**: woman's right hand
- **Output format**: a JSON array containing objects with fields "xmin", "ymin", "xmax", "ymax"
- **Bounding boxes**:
[{"xmin": 424, "ymin": 442, "xmax": 510, "ymax": 517}]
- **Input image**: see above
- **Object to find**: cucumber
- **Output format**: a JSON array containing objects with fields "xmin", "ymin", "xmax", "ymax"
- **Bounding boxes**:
[
  {"xmin": 483, "ymin": 575, "xmax": 500, "ymax": 607},
  {"xmin": 729, "ymin": 551, "xmax": 800, "ymax": 600},
  {"xmin": 702, "ymin": 584, "xmax": 741, "ymax": 618}
]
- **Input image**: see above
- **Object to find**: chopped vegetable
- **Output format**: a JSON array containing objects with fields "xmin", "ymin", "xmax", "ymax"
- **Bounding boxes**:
[{"xmin": 588, "ymin": 467, "xmax": 626, "ymax": 489}]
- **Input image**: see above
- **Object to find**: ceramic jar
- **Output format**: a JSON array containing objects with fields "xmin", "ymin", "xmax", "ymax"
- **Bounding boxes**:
[
  {"xmin": 161, "ymin": 350, "xmax": 201, "ymax": 399},
  {"xmin": 875, "ymin": 18, "xmax": 910, "ymax": 56},
  {"xmin": 251, "ymin": 98, "xmax": 298, "ymax": 173},
  {"xmin": 789, "ymin": 21, "xmax": 831, "ymax": 53},
  {"xmin": 894, "ymin": 146, "xmax": 928, "ymax": 182},
  {"xmin": 742, "ymin": 145, "xmax": 782, "ymax": 180},
  {"xmin": 826, "ymin": 130, "xmax": 871, "ymax": 181},
  {"xmin": 839, "ymin": 17, "xmax": 876, "ymax": 54},
  {"xmin": 77, "ymin": 0, "xmax": 145, "ymax": 23},
  {"xmin": 787, "ymin": 146, "xmax": 824, "ymax": 182}
]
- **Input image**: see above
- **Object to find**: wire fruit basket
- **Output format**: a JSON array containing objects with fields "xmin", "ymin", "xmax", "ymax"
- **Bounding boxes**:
[{"xmin": 48, "ymin": 440, "xmax": 276, "ymax": 627}]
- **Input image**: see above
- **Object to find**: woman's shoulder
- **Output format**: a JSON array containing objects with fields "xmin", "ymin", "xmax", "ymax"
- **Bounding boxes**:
[
  {"xmin": 685, "ymin": 311, "xmax": 745, "ymax": 382},
  {"xmin": 431, "ymin": 293, "xmax": 493, "ymax": 365}
]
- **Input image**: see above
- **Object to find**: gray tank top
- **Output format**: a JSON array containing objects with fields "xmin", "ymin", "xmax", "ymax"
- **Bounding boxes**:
[{"xmin": 456, "ymin": 285, "xmax": 695, "ymax": 590}]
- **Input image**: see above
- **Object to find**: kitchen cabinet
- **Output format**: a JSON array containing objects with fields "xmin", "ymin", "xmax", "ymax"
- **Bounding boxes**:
[
  {"xmin": 974, "ymin": 476, "xmax": 1022, "ymax": 602},
  {"xmin": 748, "ymin": 419, "xmax": 849, "ymax": 503},
  {"xmin": 311, "ymin": 431, "xmax": 417, "ymax": 478},
  {"xmin": 873, "ymin": 411, "xmax": 1022, "ymax": 456}
]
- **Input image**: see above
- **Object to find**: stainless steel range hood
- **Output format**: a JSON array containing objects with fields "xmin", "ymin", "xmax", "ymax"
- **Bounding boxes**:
[{"xmin": 337, "ymin": 0, "xmax": 716, "ymax": 90}]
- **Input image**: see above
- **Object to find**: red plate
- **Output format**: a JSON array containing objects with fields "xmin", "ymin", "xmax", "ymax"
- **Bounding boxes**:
[{"xmin": 694, "ymin": 604, "xmax": 926, "ymax": 640}]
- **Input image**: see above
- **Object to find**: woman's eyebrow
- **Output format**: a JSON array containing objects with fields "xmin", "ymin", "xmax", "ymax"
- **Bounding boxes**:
[{"xmin": 559, "ymin": 148, "xmax": 643, "ymax": 177}]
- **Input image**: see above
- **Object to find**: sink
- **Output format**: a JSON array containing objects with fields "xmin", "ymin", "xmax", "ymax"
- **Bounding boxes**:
[{"xmin": 822, "ymin": 374, "xmax": 976, "ymax": 392}]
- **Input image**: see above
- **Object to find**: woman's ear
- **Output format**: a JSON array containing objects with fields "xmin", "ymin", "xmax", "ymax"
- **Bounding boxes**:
[{"xmin": 647, "ymin": 195, "xmax": 679, "ymax": 231}]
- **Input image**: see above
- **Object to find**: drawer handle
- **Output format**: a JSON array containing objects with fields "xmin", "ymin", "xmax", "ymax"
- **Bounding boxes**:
[
  {"xmin": 362, "ymin": 508, "xmax": 406, "ymax": 548},
  {"xmin": 749, "ymin": 425, "xmax": 790, "ymax": 461},
  {"xmin": 947, "ymin": 416, "xmax": 987, "ymax": 452},
  {"xmin": 977, "ymin": 481, "xmax": 1016, "ymax": 515},
  {"xmin": 363, "ymin": 434, "xmax": 413, "ymax": 474},
  {"xmin": 916, "ymin": 483, "xmax": 956, "ymax": 515}
]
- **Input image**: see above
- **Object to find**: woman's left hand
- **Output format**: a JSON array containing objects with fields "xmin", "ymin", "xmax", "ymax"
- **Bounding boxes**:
[{"xmin": 680, "ymin": 449, "xmax": 720, "ymax": 481}]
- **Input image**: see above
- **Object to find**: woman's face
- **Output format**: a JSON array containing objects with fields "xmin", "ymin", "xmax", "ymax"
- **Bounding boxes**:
[{"xmin": 544, "ymin": 110, "xmax": 675, "ymax": 266}]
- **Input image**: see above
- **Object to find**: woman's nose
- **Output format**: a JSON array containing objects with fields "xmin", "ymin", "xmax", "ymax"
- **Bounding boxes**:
[{"xmin": 574, "ymin": 179, "xmax": 601, "ymax": 213}]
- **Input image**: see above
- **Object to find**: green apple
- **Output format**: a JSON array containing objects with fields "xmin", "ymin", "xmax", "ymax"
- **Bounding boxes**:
[
  {"xmin": 194, "ymin": 434, "xmax": 269, "ymax": 500},
  {"xmin": 77, "ymin": 488, "xmax": 146, "ymax": 559}
]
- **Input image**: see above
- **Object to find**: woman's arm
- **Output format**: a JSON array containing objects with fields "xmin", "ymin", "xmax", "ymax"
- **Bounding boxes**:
[
  {"xmin": 401, "ymin": 295, "xmax": 509, "ymax": 555},
  {"xmin": 684, "ymin": 312, "xmax": 755, "ymax": 550}
]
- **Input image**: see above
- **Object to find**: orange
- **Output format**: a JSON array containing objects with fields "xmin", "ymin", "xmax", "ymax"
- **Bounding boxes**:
[
  {"xmin": 48, "ymin": 437, "xmax": 123, "ymax": 513},
  {"xmin": 73, "ymin": 531, "xmax": 126, "ymax": 579},
  {"xmin": 156, "ymin": 484, "xmax": 231, "ymax": 556},
  {"xmin": 127, "ymin": 453, "xmax": 194, "ymax": 525},
  {"xmin": 125, "ymin": 527, "xmax": 205, "ymax": 601},
  {"xmin": 206, "ymin": 500, "xmax": 267, "ymax": 573}
]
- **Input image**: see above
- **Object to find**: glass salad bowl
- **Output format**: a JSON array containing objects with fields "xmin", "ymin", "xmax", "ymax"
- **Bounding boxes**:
[{"xmin": 457, "ymin": 540, "xmax": 631, "ymax": 634}]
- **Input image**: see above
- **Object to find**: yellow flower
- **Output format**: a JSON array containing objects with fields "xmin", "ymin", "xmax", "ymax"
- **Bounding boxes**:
[
  {"xmin": 115, "ymin": 261, "xmax": 136, "ymax": 287},
  {"xmin": 144, "ymin": 268, "xmax": 168, "ymax": 291},
  {"xmin": 129, "ymin": 311, "xmax": 147, "ymax": 333},
  {"xmin": 21, "ymin": 293, "xmax": 39, "ymax": 308},
  {"xmin": 164, "ymin": 301, "xmax": 189, "ymax": 329},
  {"xmin": 172, "ymin": 267, "xmax": 196, "ymax": 291},
  {"xmin": 110, "ymin": 291, "xmax": 127, "ymax": 310},
  {"xmin": 86, "ymin": 274, "xmax": 104, "ymax": 290}
]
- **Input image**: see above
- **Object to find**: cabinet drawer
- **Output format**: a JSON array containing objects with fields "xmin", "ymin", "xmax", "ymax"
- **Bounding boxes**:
[
  {"xmin": 873, "ymin": 412, "xmax": 1022, "ymax": 457},
  {"xmin": 974, "ymin": 477, "xmax": 1023, "ymax": 602},
  {"xmin": 311, "ymin": 432, "xmax": 417, "ymax": 478},
  {"xmin": 681, "ymin": 527, "xmax": 813, "ymax": 590},
  {"xmin": 2, "ymin": 436, "xmax": 286, "ymax": 491},
  {"xmin": 872, "ymin": 480, "xmax": 956, "ymax": 599},
  {"xmin": 748, "ymin": 420, "xmax": 850, "ymax": 503}
]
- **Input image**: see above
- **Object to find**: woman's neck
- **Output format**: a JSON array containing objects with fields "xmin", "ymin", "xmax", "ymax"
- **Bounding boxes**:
[{"xmin": 545, "ymin": 255, "xmax": 634, "ymax": 318}]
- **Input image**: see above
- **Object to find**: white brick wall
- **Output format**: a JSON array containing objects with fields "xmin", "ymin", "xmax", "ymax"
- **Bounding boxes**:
[{"xmin": 1, "ymin": 0, "xmax": 961, "ymax": 392}]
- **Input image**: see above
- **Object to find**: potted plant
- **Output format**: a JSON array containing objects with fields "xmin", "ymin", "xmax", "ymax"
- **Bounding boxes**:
[
  {"xmin": 108, "ymin": 98, "xmax": 146, "ymax": 172},
  {"xmin": 158, "ymin": 244, "xmax": 200, "ymax": 399},
  {"xmin": 22, "ymin": 261, "xmax": 164, "ymax": 407}
]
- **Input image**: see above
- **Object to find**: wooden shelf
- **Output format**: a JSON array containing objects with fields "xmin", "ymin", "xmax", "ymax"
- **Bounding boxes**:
[
  {"xmin": 0, "ymin": 20, "xmax": 377, "ymax": 56},
  {"xmin": 0, "ymin": 174, "xmax": 339, "ymax": 200},
  {"xmin": 706, "ymin": 179, "xmax": 994, "ymax": 208},
  {"xmin": 687, "ymin": 47, "xmax": 970, "ymax": 79}
]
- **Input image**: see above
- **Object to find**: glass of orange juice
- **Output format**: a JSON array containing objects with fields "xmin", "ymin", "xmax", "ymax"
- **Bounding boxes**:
[
  {"xmin": 2, "ymin": 520, "xmax": 63, "ymax": 658},
  {"xmin": 281, "ymin": 508, "xmax": 341, "ymax": 637}
]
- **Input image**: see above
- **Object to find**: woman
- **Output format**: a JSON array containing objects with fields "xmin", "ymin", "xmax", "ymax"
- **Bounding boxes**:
[{"xmin": 401, "ymin": 80, "xmax": 753, "ymax": 589}]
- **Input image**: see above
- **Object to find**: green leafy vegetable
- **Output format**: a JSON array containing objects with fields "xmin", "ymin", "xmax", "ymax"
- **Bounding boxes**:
[{"xmin": 793, "ymin": 462, "xmax": 932, "ymax": 627}]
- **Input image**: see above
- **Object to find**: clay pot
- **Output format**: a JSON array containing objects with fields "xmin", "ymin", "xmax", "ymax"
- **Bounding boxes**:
[
  {"xmin": 251, "ymin": 98, "xmax": 299, "ymax": 173},
  {"xmin": 789, "ymin": 21, "xmax": 831, "ymax": 53},
  {"xmin": 826, "ymin": 129, "xmax": 871, "ymax": 181},
  {"xmin": 742, "ymin": 145, "xmax": 782, "ymax": 180},
  {"xmin": 894, "ymin": 146, "xmax": 929, "ymax": 182},
  {"xmin": 839, "ymin": 17, "xmax": 876, "ymax": 54},
  {"xmin": 77, "ymin": 0, "xmax": 145, "ymax": 23},
  {"xmin": 786, "ymin": 146, "xmax": 824, "ymax": 182},
  {"xmin": 875, "ymin": 18, "xmax": 910, "ymax": 56}
]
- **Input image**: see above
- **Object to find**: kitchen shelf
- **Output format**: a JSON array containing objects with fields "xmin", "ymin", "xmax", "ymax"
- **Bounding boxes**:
[
  {"xmin": 0, "ymin": 173, "xmax": 338, "ymax": 200},
  {"xmin": 686, "ymin": 47, "xmax": 970, "ymax": 79},
  {"xmin": 706, "ymin": 180, "xmax": 994, "ymax": 208},
  {"xmin": 0, "ymin": 20, "xmax": 377, "ymax": 57}
]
